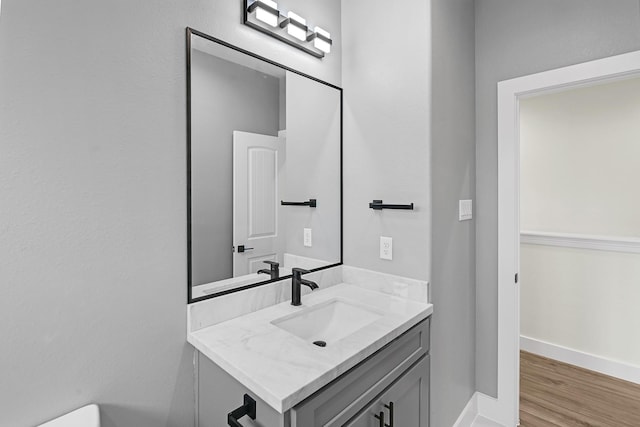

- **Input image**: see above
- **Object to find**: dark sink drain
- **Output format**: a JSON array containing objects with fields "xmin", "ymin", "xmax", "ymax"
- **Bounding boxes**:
[{"xmin": 313, "ymin": 340, "xmax": 327, "ymax": 347}]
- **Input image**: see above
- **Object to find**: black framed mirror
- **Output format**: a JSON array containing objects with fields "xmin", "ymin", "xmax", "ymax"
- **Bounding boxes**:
[{"xmin": 186, "ymin": 28, "xmax": 342, "ymax": 303}]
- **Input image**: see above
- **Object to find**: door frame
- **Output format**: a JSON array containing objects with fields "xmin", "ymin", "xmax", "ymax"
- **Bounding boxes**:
[{"xmin": 491, "ymin": 50, "xmax": 640, "ymax": 426}]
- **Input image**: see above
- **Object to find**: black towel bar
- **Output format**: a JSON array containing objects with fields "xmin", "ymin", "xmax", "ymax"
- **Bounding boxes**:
[
  {"xmin": 369, "ymin": 200, "xmax": 414, "ymax": 210},
  {"xmin": 281, "ymin": 198, "xmax": 317, "ymax": 207}
]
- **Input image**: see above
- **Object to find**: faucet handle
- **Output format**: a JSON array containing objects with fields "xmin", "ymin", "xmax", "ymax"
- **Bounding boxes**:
[
  {"xmin": 292, "ymin": 267, "xmax": 310, "ymax": 276},
  {"xmin": 263, "ymin": 260, "xmax": 279, "ymax": 267}
]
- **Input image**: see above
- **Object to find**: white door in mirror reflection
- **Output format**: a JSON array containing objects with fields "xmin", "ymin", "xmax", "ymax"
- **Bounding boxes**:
[{"xmin": 233, "ymin": 131, "xmax": 285, "ymax": 276}]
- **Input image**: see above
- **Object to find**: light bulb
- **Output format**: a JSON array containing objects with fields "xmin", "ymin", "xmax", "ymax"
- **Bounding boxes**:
[
  {"xmin": 313, "ymin": 27, "xmax": 331, "ymax": 54},
  {"xmin": 286, "ymin": 12, "xmax": 307, "ymax": 41},
  {"xmin": 255, "ymin": 0, "xmax": 279, "ymax": 27}
]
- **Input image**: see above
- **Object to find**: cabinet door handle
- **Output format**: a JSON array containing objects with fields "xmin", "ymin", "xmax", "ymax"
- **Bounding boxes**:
[
  {"xmin": 384, "ymin": 402, "xmax": 394, "ymax": 427},
  {"xmin": 227, "ymin": 394, "xmax": 256, "ymax": 427},
  {"xmin": 373, "ymin": 411, "xmax": 385, "ymax": 427}
]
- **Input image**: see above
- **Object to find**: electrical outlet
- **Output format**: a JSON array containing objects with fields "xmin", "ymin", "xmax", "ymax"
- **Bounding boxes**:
[
  {"xmin": 380, "ymin": 236, "xmax": 393, "ymax": 260},
  {"xmin": 304, "ymin": 228, "xmax": 312, "ymax": 247},
  {"xmin": 459, "ymin": 200, "xmax": 472, "ymax": 221}
]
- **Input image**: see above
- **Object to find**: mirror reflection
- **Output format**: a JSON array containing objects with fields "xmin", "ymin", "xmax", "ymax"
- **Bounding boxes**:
[{"xmin": 188, "ymin": 30, "xmax": 342, "ymax": 301}]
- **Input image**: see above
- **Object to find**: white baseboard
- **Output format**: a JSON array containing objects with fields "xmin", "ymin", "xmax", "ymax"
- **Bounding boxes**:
[
  {"xmin": 452, "ymin": 392, "xmax": 479, "ymax": 427},
  {"xmin": 453, "ymin": 393, "xmax": 506, "ymax": 427},
  {"xmin": 520, "ymin": 335, "xmax": 640, "ymax": 385},
  {"xmin": 455, "ymin": 337, "xmax": 640, "ymax": 427}
]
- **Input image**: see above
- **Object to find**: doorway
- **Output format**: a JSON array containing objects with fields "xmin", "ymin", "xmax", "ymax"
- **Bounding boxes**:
[
  {"xmin": 492, "ymin": 50, "xmax": 640, "ymax": 426},
  {"xmin": 518, "ymin": 76, "xmax": 640, "ymax": 425}
]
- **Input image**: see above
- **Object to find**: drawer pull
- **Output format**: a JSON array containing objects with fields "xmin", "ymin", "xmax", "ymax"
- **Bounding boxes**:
[
  {"xmin": 373, "ymin": 411, "xmax": 385, "ymax": 427},
  {"xmin": 384, "ymin": 402, "xmax": 394, "ymax": 427},
  {"xmin": 227, "ymin": 394, "xmax": 256, "ymax": 427}
]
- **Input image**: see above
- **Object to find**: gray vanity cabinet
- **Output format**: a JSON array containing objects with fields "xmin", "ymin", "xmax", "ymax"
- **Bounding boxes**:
[
  {"xmin": 197, "ymin": 318, "xmax": 430, "ymax": 427},
  {"xmin": 345, "ymin": 356, "xmax": 429, "ymax": 427}
]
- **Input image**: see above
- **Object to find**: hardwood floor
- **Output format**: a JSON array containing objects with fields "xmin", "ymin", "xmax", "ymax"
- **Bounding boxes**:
[{"xmin": 520, "ymin": 351, "xmax": 640, "ymax": 426}]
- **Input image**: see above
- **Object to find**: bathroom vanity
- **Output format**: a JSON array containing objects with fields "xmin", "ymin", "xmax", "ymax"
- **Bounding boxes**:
[
  {"xmin": 196, "ymin": 318, "xmax": 429, "ymax": 426},
  {"xmin": 188, "ymin": 267, "xmax": 432, "ymax": 427}
]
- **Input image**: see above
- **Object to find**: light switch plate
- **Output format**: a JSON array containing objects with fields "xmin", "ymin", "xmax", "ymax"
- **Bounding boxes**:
[
  {"xmin": 303, "ymin": 228, "xmax": 312, "ymax": 247},
  {"xmin": 380, "ymin": 236, "xmax": 393, "ymax": 260},
  {"xmin": 459, "ymin": 200, "xmax": 472, "ymax": 221}
]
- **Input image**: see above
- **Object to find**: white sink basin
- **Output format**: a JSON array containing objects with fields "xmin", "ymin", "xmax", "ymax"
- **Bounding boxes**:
[{"xmin": 271, "ymin": 298, "xmax": 383, "ymax": 345}]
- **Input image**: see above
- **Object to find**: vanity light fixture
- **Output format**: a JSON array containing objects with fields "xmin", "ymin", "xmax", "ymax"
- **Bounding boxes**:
[
  {"xmin": 248, "ymin": 0, "xmax": 279, "ymax": 27},
  {"xmin": 308, "ymin": 27, "xmax": 332, "ymax": 54},
  {"xmin": 281, "ymin": 11, "xmax": 307, "ymax": 42},
  {"xmin": 243, "ymin": 0, "xmax": 332, "ymax": 59}
]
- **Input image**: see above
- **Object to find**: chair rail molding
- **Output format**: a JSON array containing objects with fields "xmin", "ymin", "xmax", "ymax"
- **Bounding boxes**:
[{"xmin": 520, "ymin": 230, "xmax": 640, "ymax": 254}]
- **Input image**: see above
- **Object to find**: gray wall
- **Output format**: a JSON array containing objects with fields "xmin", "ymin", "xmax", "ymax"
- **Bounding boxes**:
[
  {"xmin": 191, "ymin": 50, "xmax": 280, "ymax": 285},
  {"xmin": 0, "ymin": 0, "xmax": 341, "ymax": 425},
  {"xmin": 342, "ymin": 1, "xmax": 477, "ymax": 426},
  {"xmin": 284, "ymin": 71, "xmax": 341, "ymax": 264},
  {"xmin": 475, "ymin": 0, "xmax": 640, "ymax": 396},
  {"xmin": 342, "ymin": 0, "xmax": 431, "ymax": 280},
  {"xmin": 431, "ymin": 0, "xmax": 477, "ymax": 426}
]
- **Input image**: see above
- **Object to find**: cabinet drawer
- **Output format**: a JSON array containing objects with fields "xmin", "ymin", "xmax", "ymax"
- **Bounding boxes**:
[{"xmin": 291, "ymin": 318, "xmax": 430, "ymax": 427}]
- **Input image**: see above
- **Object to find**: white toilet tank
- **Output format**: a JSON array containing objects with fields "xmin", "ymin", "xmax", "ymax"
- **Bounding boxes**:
[{"xmin": 38, "ymin": 404, "xmax": 100, "ymax": 427}]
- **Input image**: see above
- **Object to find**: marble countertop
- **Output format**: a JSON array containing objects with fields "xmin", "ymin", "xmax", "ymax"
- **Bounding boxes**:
[{"xmin": 187, "ymin": 282, "xmax": 433, "ymax": 413}]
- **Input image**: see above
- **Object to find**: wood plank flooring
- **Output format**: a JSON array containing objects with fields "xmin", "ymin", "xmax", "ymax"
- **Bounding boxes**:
[{"xmin": 520, "ymin": 351, "xmax": 640, "ymax": 426}]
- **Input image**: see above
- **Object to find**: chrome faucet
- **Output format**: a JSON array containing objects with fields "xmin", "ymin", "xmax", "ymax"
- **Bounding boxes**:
[
  {"xmin": 291, "ymin": 268, "xmax": 318, "ymax": 306},
  {"xmin": 257, "ymin": 260, "xmax": 280, "ymax": 280}
]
